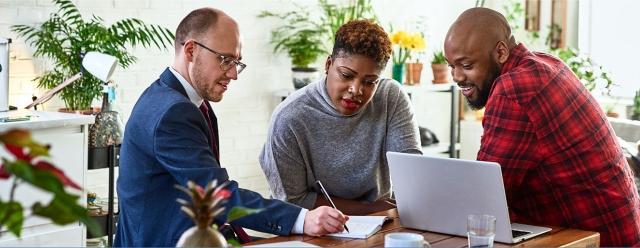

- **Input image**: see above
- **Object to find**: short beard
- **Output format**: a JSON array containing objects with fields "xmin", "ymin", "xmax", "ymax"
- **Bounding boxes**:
[
  {"xmin": 191, "ymin": 57, "xmax": 222, "ymax": 102},
  {"xmin": 466, "ymin": 61, "xmax": 500, "ymax": 110}
]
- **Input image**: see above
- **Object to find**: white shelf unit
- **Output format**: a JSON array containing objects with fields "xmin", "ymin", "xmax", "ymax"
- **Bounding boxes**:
[{"xmin": 0, "ymin": 110, "xmax": 94, "ymax": 246}]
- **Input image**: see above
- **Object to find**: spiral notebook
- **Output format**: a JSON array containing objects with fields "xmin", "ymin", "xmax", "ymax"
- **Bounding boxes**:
[{"xmin": 328, "ymin": 216, "xmax": 391, "ymax": 239}]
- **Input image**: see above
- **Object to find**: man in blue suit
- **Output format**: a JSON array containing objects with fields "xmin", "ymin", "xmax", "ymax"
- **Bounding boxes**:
[{"xmin": 114, "ymin": 8, "xmax": 348, "ymax": 247}]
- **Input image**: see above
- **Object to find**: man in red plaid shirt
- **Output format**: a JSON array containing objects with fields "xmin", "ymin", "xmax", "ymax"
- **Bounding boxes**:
[{"xmin": 444, "ymin": 8, "xmax": 640, "ymax": 246}]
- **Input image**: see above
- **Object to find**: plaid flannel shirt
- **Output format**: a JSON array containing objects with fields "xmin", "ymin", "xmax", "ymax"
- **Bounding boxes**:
[{"xmin": 478, "ymin": 44, "xmax": 640, "ymax": 247}]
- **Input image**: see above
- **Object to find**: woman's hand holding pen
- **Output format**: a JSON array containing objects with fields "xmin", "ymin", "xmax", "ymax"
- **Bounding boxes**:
[{"xmin": 303, "ymin": 206, "xmax": 349, "ymax": 236}]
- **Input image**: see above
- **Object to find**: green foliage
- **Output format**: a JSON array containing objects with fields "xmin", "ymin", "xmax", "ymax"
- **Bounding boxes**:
[
  {"xmin": 632, "ymin": 90, "xmax": 640, "ymax": 120},
  {"xmin": 258, "ymin": 6, "xmax": 327, "ymax": 68},
  {"xmin": 227, "ymin": 206, "xmax": 263, "ymax": 223},
  {"xmin": 502, "ymin": 0, "xmax": 523, "ymax": 31},
  {"xmin": 0, "ymin": 129, "xmax": 101, "ymax": 238},
  {"xmin": 553, "ymin": 47, "xmax": 613, "ymax": 94},
  {"xmin": 546, "ymin": 23, "xmax": 563, "ymax": 49},
  {"xmin": 259, "ymin": 0, "xmax": 377, "ymax": 69},
  {"xmin": 431, "ymin": 50, "xmax": 446, "ymax": 65},
  {"xmin": 318, "ymin": 0, "xmax": 378, "ymax": 43},
  {"xmin": 11, "ymin": 0, "xmax": 174, "ymax": 110},
  {"xmin": 0, "ymin": 201, "xmax": 23, "ymax": 236}
]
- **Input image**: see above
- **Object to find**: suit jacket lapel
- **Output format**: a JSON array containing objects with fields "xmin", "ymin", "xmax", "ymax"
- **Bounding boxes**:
[
  {"xmin": 158, "ymin": 68, "xmax": 219, "ymax": 155},
  {"xmin": 159, "ymin": 68, "xmax": 189, "ymax": 99}
]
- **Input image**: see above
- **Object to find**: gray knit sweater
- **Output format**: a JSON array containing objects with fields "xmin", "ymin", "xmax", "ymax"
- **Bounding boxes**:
[{"xmin": 259, "ymin": 76, "xmax": 422, "ymax": 209}]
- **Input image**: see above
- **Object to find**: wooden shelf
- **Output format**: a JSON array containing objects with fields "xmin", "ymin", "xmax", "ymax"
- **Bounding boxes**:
[{"xmin": 402, "ymin": 82, "xmax": 457, "ymax": 94}]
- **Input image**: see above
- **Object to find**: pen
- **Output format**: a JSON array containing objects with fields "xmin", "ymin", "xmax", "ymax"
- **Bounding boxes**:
[{"xmin": 316, "ymin": 180, "xmax": 350, "ymax": 233}]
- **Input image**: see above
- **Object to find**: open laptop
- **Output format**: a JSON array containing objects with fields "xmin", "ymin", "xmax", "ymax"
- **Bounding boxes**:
[{"xmin": 386, "ymin": 152, "xmax": 551, "ymax": 243}]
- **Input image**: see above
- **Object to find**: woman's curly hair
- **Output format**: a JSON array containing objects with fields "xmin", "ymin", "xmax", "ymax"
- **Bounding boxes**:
[{"xmin": 331, "ymin": 19, "xmax": 391, "ymax": 71}]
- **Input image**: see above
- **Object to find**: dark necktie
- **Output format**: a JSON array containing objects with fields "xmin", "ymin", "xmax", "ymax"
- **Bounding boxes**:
[
  {"xmin": 199, "ymin": 102, "xmax": 251, "ymax": 243},
  {"xmin": 199, "ymin": 102, "xmax": 219, "ymax": 161}
]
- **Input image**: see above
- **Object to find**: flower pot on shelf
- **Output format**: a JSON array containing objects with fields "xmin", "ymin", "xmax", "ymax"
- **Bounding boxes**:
[
  {"xmin": 606, "ymin": 111, "xmax": 619, "ymax": 118},
  {"xmin": 431, "ymin": 64, "xmax": 450, "ymax": 84},
  {"xmin": 392, "ymin": 63, "xmax": 405, "ymax": 84},
  {"xmin": 405, "ymin": 62, "xmax": 423, "ymax": 85},
  {"xmin": 292, "ymin": 67, "xmax": 319, "ymax": 90}
]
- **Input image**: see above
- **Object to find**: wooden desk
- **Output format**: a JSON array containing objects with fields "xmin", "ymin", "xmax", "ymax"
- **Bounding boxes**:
[{"xmin": 246, "ymin": 209, "xmax": 600, "ymax": 248}]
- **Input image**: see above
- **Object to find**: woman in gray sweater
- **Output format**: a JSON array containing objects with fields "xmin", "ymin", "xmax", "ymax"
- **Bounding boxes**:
[{"xmin": 260, "ymin": 20, "xmax": 422, "ymax": 215}]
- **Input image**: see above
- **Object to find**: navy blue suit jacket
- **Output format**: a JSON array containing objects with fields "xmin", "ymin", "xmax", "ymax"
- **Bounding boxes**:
[{"xmin": 114, "ymin": 68, "xmax": 301, "ymax": 247}]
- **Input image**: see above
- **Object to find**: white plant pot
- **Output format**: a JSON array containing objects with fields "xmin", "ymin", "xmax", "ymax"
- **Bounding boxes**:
[
  {"xmin": 176, "ymin": 226, "xmax": 228, "ymax": 247},
  {"xmin": 292, "ymin": 67, "xmax": 319, "ymax": 90}
]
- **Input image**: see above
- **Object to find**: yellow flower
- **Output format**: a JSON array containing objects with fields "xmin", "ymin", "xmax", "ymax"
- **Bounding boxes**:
[
  {"xmin": 399, "ymin": 34, "xmax": 413, "ymax": 49},
  {"xmin": 390, "ymin": 31, "xmax": 408, "ymax": 45},
  {"xmin": 408, "ymin": 33, "xmax": 426, "ymax": 50},
  {"xmin": 389, "ymin": 30, "xmax": 428, "ymax": 64}
]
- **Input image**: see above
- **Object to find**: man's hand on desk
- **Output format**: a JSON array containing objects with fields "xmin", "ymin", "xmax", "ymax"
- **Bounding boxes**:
[{"xmin": 303, "ymin": 206, "xmax": 349, "ymax": 236}]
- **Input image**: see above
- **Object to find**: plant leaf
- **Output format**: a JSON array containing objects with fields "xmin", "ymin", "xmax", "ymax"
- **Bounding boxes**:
[
  {"xmin": 32, "ymin": 192, "xmax": 83, "ymax": 223},
  {"xmin": 227, "ymin": 238, "xmax": 241, "ymax": 247},
  {"xmin": 0, "ymin": 200, "xmax": 24, "ymax": 237},
  {"xmin": 31, "ymin": 193, "xmax": 102, "ymax": 237},
  {"xmin": 0, "ymin": 129, "xmax": 50, "ymax": 158},
  {"xmin": 10, "ymin": 0, "xmax": 175, "ymax": 110},
  {"xmin": 226, "ymin": 207, "xmax": 263, "ymax": 223}
]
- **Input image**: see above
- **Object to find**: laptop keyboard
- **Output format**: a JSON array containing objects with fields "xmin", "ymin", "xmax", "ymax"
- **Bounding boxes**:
[{"xmin": 512, "ymin": 229, "xmax": 532, "ymax": 238}]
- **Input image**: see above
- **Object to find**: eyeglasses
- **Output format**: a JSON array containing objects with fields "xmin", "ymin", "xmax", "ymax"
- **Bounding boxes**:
[{"xmin": 185, "ymin": 41, "xmax": 246, "ymax": 74}]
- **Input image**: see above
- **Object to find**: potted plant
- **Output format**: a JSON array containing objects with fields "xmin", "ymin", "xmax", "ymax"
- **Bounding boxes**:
[
  {"xmin": 404, "ymin": 33, "xmax": 426, "ymax": 85},
  {"xmin": 605, "ymin": 103, "xmax": 619, "ymax": 118},
  {"xmin": 259, "ymin": 6, "xmax": 327, "ymax": 90},
  {"xmin": 404, "ymin": 18, "xmax": 429, "ymax": 85},
  {"xmin": 389, "ymin": 30, "xmax": 425, "ymax": 84},
  {"xmin": 12, "ymin": 0, "xmax": 174, "ymax": 112},
  {"xmin": 405, "ymin": 61, "xmax": 424, "ymax": 85},
  {"xmin": 431, "ymin": 50, "xmax": 449, "ymax": 84},
  {"xmin": 632, "ymin": 89, "xmax": 640, "ymax": 121},
  {"xmin": 259, "ymin": 0, "xmax": 377, "ymax": 89},
  {"xmin": 175, "ymin": 180, "xmax": 261, "ymax": 247}
]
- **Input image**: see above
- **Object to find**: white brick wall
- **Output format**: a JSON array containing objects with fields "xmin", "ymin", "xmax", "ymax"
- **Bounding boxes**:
[
  {"xmin": 1, "ymin": 0, "xmax": 298, "ymax": 198},
  {"xmin": 1, "ymin": 0, "xmax": 511, "ymax": 199}
]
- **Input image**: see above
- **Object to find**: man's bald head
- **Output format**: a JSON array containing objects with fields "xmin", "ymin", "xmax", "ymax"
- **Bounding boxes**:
[
  {"xmin": 174, "ymin": 8, "xmax": 238, "ymax": 53},
  {"xmin": 446, "ymin": 7, "xmax": 515, "ymax": 54},
  {"xmin": 172, "ymin": 8, "xmax": 242, "ymax": 103},
  {"xmin": 444, "ymin": 8, "xmax": 517, "ymax": 110}
]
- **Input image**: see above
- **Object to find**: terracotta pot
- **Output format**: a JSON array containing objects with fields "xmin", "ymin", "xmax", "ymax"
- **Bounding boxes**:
[
  {"xmin": 431, "ymin": 64, "xmax": 450, "ymax": 84},
  {"xmin": 606, "ymin": 111, "xmax": 619, "ymax": 118},
  {"xmin": 405, "ymin": 63, "xmax": 423, "ymax": 85}
]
